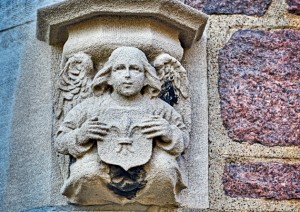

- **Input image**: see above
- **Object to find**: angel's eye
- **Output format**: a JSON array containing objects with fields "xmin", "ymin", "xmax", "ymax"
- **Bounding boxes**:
[
  {"xmin": 113, "ymin": 65, "xmax": 125, "ymax": 71},
  {"xmin": 130, "ymin": 65, "xmax": 142, "ymax": 72}
]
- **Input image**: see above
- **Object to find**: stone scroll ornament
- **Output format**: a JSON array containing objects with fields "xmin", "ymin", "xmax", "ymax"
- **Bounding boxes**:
[{"xmin": 54, "ymin": 47, "xmax": 190, "ymax": 206}]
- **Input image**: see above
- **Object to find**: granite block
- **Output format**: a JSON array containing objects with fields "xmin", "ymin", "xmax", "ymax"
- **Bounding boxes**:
[
  {"xmin": 184, "ymin": 0, "xmax": 206, "ymax": 11},
  {"xmin": 219, "ymin": 30, "xmax": 300, "ymax": 147},
  {"xmin": 223, "ymin": 162, "xmax": 300, "ymax": 200},
  {"xmin": 286, "ymin": 0, "xmax": 300, "ymax": 14},
  {"xmin": 203, "ymin": 0, "xmax": 272, "ymax": 16}
]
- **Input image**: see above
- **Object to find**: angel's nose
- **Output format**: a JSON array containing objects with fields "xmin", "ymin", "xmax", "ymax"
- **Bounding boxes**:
[{"xmin": 124, "ymin": 68, "xmax": 131, "ymax": 78}]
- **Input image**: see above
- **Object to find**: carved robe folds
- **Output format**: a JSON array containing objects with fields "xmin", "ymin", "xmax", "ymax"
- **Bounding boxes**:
[
  {"xmin": 55, "ymin": 95, "xmax": 188, "ymax": 205},
  {"xmin": 54, "ymin": 46, "xmax": 192, "ymax": 206},
  {"xmin": 37, "ymin": 0, "xmax": 208, "ymax": 208}
]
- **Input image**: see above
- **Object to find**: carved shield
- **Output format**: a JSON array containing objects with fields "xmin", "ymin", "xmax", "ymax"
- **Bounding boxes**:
[{"xmin": 97, "ymin": 108, "xmax": 153, "ymax": 171}]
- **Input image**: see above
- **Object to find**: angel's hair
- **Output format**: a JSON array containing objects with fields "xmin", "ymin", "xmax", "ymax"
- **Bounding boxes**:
[
  {"xmin": 92, "ymin": 47, "xmax": 161, "ymax": 98},
  {"xmin": 60, "ymin": 52, "xmax": 94, "ymax": 76}
]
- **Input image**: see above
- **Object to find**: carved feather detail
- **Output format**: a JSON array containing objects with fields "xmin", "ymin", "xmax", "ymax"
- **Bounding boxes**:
[
  {"xmin": 55, "ymin": 52, "xmax": 94, "ymax": 120},
  {"xmin": 153, "ymin": 53, "xmax": 191, "ymax": 132},
  {"xmin": 153, "ymin": 53, "xmax": 189, "ymax": 99},
  {"xmin": 54, "ymin": 52, "xmax": 94, "ymax": 181}
]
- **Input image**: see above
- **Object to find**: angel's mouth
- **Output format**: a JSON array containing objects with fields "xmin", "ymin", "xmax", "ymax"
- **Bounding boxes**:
[{"xmin": 123, "ymin": 82, "xmax": 133, "ymax": 85}]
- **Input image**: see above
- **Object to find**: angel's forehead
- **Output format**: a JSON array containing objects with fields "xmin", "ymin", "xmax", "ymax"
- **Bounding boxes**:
[
  {"xmin": 109, "ymin": 47, "xmax": 148, "ymax": 65},
  {"xmin": 112, "ymin": 56, "xmax": 144, "ymax": 66}
]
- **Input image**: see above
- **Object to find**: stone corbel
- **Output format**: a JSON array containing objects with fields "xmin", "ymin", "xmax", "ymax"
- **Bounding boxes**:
[
  {"xmin": 37, "ymin": 0, "xmax": 208, "ymax": 209},
  {"xmin": 37, "ymin": 0, "xmax": 207, "ymax": 63}
]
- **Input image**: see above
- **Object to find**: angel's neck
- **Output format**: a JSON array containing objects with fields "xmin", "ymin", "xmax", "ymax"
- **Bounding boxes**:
[{"xmin": 110, "ymin": 92, "xmax": 144, "ymax": 106}]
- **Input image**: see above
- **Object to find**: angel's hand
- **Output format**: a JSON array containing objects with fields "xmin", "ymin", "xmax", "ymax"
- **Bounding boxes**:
[
  {"xmin": 140, "ymin": 115, "xmax": 173, "ymax": 143},
  {"xmin": 77, "ymin": 117, "xmax": 110, "ymax": 144}
]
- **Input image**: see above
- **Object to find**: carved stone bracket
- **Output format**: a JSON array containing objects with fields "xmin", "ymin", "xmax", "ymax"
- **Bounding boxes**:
[
  {"xmin": 37, "ymin": 0, "xmax": 207, "ymax": 62},
  {"xmin": 36, "ymin": 0, "xmax": 208, "ymax": 209}
]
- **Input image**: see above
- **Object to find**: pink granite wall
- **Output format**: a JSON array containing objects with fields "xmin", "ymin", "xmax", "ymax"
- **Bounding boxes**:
[
  {"xmin": 219, "ymin": 30, "xmax": 300, "ymax": 147},
  {"xmin": 185, "ymin": 0, "xmax": 300, "ymax": 209},
  {"xmin": 184, "ymin": 0, "xmax": 272, "ymax": 16},
  {"xmin": 223, "ymin": 162, "xmax": 300, "ymax": 200},
  {"xmin": 286, "ymin": 0, "xmax": 300, "ymax": 14}
]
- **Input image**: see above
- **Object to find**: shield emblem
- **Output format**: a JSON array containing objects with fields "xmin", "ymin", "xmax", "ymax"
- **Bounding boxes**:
[{"xmin": 97, "ymin": 108, "xmax": 153, "ymax": 171}]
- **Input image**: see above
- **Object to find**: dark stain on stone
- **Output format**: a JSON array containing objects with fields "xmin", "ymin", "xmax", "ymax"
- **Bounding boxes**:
[
  {"xmin": 219, "ymin": 30, "xmax": 300, "ymax": 146},
  {"xmin": 223, "ymin": 162, "xmax": 300, "ymax": 199},
  {"xmin": 159, "ymin": 79, "xmax": 178, "ymax": 106},
  {"xmin": 286, "ymin": 0, "xmax": 300, "ymax": 15},
  {"xmin": 107, "ymin": 164, "xmax": 147, "ymax": 199},
  {"xmin": 202, "ymin": 0, "xmax": 272, "ymax": 16}
]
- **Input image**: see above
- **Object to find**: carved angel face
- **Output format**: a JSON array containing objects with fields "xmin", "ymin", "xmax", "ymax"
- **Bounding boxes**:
[{"xmin": 108, "ymin": 56, "xmax": 145, "ymax": 97}]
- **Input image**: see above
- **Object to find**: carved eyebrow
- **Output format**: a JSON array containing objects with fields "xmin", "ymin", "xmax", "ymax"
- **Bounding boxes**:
[
  {"xmin": 113, "ymin": 64, "xmax": 126, "ymax": 70},
  {"xmin": 129, "ymin": 65, "xmax": 143, "ymax": 71},
  {"xmin": 130, "ymin": 65, "xmax": 140, "ymax": 68}
]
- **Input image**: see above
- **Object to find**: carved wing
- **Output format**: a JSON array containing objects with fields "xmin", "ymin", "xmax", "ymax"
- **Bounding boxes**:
[
  {"xmin": 54, "ymin": 52, "xmax": 94, "ymax": 180},
  {"xmin": 153, "ymin": 53, "xmax": 191, "ymax": 132},
  {"xmin": 55, "ymin": 52, "xmax": 94, "ymax": 120}
]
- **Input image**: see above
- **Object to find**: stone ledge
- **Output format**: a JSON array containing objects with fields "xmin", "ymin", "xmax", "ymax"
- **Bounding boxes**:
[{"xmin": 36, "ymin": 0, "xmax": 208, "ymax": 47}]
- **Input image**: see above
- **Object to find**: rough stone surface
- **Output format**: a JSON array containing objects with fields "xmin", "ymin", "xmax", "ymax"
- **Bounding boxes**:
[
  {"xmin": 0, "ymin": 0, "xmax": 63, "ymax": 31},
  {"xmin": 219, "ymin": 30, "xmax": 300, "ymax": 147},
  {"xmin": 3, "ymin": 25, "xmax": 54, "ymax": 212},
  {"xmin": 223, "ymin": 162, "xmax": 300, "ymax": 200},
  {"xmin": 184, "ymin": 0, "xmax": 206, "ymax": 11},
  {"xmin": 0, "ymin": 0, "xmax": 36, "ymax": 31},
  {"xmin": 0, "ymin": 1, "xmax": 64, "ymax": 210},
  {"xmin": 286, "ymin": 0, "xmax": 300, "ymax": 14},
  {"xmin": 208, "ymin": 1, "xmax": 300, "ymax": 210},
  {"xmin": 203, "ymin": 0, "xmax": 272, "ymax": 16},
  {"xmin": 0, "ymin": 23, "xmax": 31, "ymax": 212}
]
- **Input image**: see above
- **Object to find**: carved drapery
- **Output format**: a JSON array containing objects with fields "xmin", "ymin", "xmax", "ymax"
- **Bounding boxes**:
[{"xmin": 37, "ymin": 0, "xmax": 207, "ymax": 207}]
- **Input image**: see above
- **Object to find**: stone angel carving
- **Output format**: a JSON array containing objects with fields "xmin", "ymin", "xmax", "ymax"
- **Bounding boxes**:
[
  {"xmin": 153, "ymin": 53, "xmax": 191, "ymax": 133},
  {"xmin": 54, "ymin": 52, "xmax": 94, "ymax": 180},
  {"xmin": 54, "ymin": 47, "xmax": 190, "ymax": 206},
  {"xmin": 54, "ymin": 52, "xmax": 94, "ymax": 120}
]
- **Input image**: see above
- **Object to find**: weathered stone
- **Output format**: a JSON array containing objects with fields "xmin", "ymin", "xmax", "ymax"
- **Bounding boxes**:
[
  {"xmin": 36, "ymin": 1, "xmax": 209, "ymax": 208},
  {"xmin": 36, "ymin": 0, "xmax": 208, "ymax": 47},
  {"xmin": 219, "ymin": 30, "xmax": 300, "ymax": 146},
  {"xmin": 0, "ymin": 24, "xmax": 31, "ymax": 212},
  {"xmin": 0, "ymin": 0, "xmax": 36, "ymax": 31},
  {"xmin": 223, "ymin": 162, "xmax": 300, "ymax": 200},
  {"xmin": 203, "ymin": 0, "xmax": 272, "ymax": 16},
  {"xmin": 184, "ymin": 0, "xmax": 206, "ymax": 11},
  {"xmin": 286, "ymin": 0, "xmax": 300, "ymax": 14},
  {"xmin": 1, "ymin": 0, "xmax": 209, "ymax": 210},
  {"xmin": 55, "ymin": 46, "xmax": 190, "ymax": 206}
]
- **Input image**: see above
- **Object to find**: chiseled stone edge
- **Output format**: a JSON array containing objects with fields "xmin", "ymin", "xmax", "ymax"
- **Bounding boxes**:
[{"xmin": 36, "ymin": 0, "xmax": 207, "ymax": 47}]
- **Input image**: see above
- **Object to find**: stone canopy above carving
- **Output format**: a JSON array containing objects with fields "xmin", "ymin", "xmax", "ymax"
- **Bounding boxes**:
[{"xmin": 36, "ymin": 0, "xmax": 207, "ymax": 47}]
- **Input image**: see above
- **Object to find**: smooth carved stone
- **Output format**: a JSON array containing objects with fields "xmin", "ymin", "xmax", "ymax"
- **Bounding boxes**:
[
  {"xmin": 223, "ymin": 162, "xmax": 300, "ymax": 200},
  {"xmin": 54, "ymin": 47, "xmax": 189, "ymax": 206},
  {"xmin": 203, "ymin": 0, "xmax": 272, "ymax": 16},
  {"xmin": 219, "ymin": 30, "xmax": 300, "ymax": 146},
  {"xmin": 286, "ymin": 0, "xmax": 300, "ymax": 15}
]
